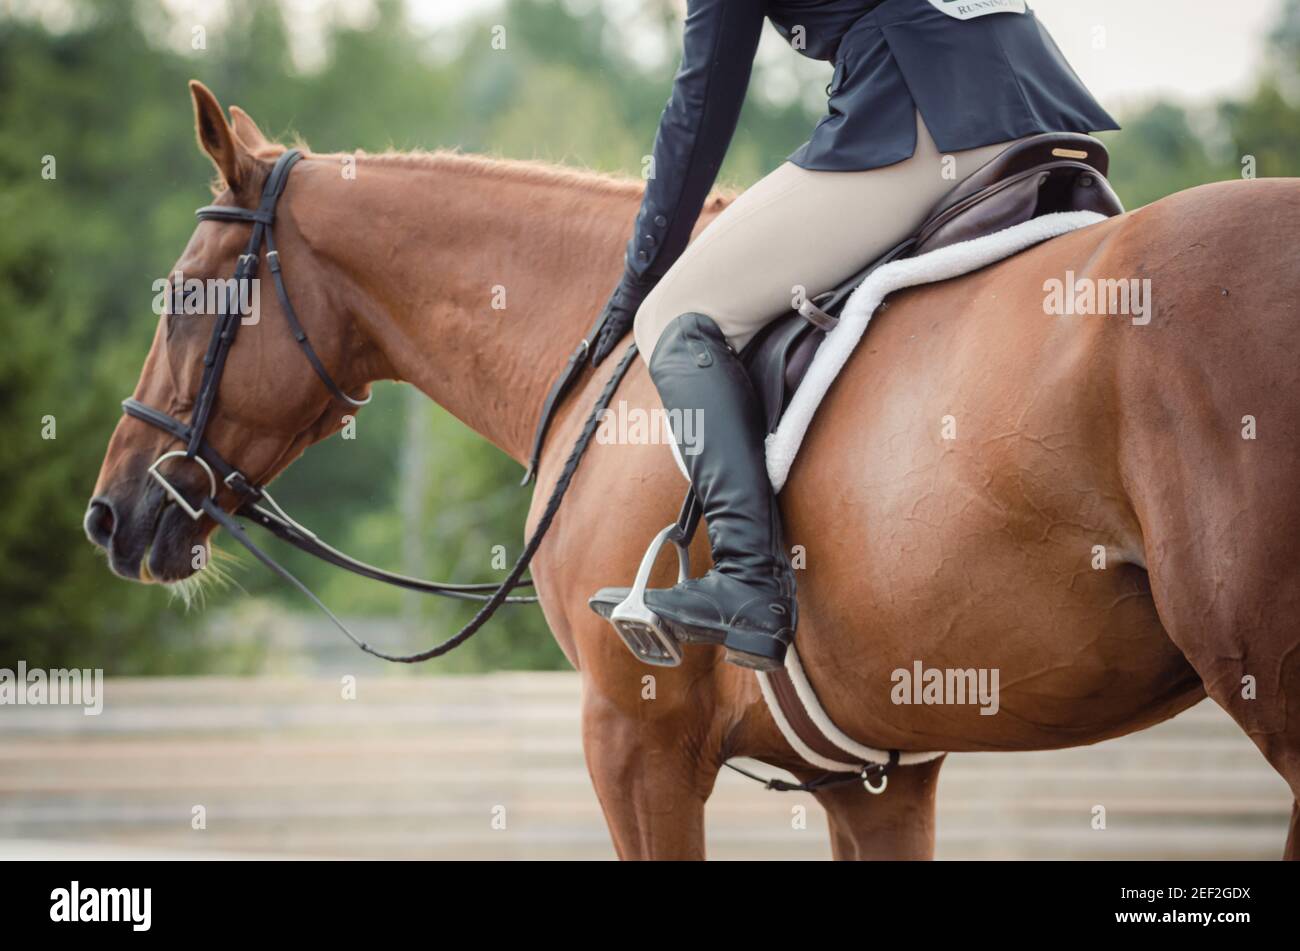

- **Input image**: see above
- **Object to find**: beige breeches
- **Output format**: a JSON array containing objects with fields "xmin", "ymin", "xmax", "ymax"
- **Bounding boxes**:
[{"xmin": 633, "ymin": 111, "xmax": 1028, "ymax": 359}]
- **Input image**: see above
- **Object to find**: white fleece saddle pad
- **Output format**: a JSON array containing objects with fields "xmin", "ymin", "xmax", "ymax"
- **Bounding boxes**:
[{"xmin": 763, "ymin": 210, "xmax": 1107, "ymax": 490}]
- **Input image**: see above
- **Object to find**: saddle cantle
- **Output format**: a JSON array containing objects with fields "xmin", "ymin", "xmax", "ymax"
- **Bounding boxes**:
[{"xmin": 744, "ymin": 132, "xmax": 1123, "ymax": 428}]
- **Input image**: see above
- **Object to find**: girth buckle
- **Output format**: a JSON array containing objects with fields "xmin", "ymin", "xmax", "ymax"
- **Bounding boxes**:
[
  {"xmin": 797, "ymin": 293, "xmax": 840, "ymax": 331},
  {"xmin": 861, "ymin": 762, "xmax": 889, "ymax": 795}
]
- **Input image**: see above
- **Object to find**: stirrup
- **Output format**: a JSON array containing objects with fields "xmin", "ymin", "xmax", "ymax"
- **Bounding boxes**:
[{"xmin": 600, "ymin": 523, "xmax": 692, "ymax": 667}]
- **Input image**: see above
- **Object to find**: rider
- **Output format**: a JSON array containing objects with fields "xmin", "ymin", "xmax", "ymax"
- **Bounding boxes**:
[{"xmin": 588, "ymin": 0, "xmax": 1117, "ymax": 670}]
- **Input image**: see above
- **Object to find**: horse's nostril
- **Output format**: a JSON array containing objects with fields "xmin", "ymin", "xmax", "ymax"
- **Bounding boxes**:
[{"xmin": 84, "ymin": 497, "xmax": 117, "ymax": 548}]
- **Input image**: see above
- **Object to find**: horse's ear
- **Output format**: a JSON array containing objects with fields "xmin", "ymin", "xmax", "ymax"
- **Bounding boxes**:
[
  {"xmin": 189, "ymin": 80, "xmax": 253, "ymax": 191},
  {"xmin": 228, "ymin": 105, "xmax": 272, "ymax": 155}
]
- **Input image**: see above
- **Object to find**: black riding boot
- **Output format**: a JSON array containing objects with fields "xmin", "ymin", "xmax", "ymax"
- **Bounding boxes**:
[{"xmin": 595, "ymin": 313, "xmax": 797, "ymax": 670}]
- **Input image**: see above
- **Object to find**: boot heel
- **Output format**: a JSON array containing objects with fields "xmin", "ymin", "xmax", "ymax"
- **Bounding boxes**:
[
  {"xmin": 723, "ymin": 646, "xmax": 785, "ymax": 672},
  {"xmin": 721, "ymin": 627, "xmax": 789, "ymax": 671}
]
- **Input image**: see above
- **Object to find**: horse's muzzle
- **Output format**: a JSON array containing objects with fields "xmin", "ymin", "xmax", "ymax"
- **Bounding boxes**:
[{"xmin": 85, "ymin": 480, "xmax": 207, "ymax": 583}]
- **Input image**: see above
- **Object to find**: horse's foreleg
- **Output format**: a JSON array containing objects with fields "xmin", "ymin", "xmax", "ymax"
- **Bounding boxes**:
[
  {"xmin": 811, "ymin": 756, "xmax": 945, "ymax": 860},
  {"xmin": 580, "ymin": 680, "xmax": 718, "ymax": 860}
]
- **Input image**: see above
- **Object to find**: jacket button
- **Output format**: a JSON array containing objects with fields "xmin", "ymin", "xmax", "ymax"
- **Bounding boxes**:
[
  {"xmin": 636, "ymin": 250, "xmax": 649, "ymax": 263},
  {"xmin": 654, "ymin": 215, "xmax": 668, "ymax": 228},
  {"xmin": 642, "ymin": 234, "xmax": 656, "ymax": 246}
]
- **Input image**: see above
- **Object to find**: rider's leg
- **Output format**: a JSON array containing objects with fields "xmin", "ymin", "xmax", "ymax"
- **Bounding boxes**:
[
  {"xmin": 619, "ymin": 112, "xmax": 1027, "ymax": 670},
  {"xmin": 633, "ymin": 111, "xmax": 1021, "ymax": 356},
  {"xmin": 637, "ymin": 311, "xmax": 796, "ymax": 669}
]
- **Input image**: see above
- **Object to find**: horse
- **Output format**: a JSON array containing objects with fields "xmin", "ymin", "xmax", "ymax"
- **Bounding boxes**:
[{"xmin": 88, "ymin": 82, "xmax": 1300, "ymax": 859}]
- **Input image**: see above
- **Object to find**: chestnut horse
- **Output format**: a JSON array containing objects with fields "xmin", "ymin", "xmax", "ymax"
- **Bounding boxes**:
[{"xmin": 89, "ymin": 84, "xmax": 1300, "ymax": 859}]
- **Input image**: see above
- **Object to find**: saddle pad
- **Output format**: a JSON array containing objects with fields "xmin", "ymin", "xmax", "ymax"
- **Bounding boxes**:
[{"xmin": 765, "ymin": 210, "xmax": 1106, "ymax": 490}]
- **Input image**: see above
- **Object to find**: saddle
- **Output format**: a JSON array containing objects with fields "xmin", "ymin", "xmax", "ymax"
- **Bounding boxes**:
[
  {"xmin": 606, "ymin": 133, "xmax": 1124, "ymax": 667},
  {"xmin": 743, "ymin": 132, "xmax": 1123, "ymax": 429}
]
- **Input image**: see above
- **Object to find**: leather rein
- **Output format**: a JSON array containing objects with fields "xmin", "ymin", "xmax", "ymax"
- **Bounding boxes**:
[{"xmin": 122, "ymin": 148, "xmax": 638, "ymax": 662}]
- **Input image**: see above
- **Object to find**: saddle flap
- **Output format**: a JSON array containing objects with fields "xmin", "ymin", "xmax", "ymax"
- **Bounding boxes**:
[{"xmin": 741, "ymin": 314, "xmax": 820, "ymax": 432}]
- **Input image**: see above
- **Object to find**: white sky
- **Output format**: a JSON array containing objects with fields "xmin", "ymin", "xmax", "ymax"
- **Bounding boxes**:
[
  {"xmin": 404, "ymin": 0, "xmax": 1286, "ymax": 110},
  {"xmin": 147, "ymin": 0, "xmax": 1286, "ymax": 111},
  {"xmin": 1027, "ymin": 0, "xmax": 1285, "ymax": 110}
]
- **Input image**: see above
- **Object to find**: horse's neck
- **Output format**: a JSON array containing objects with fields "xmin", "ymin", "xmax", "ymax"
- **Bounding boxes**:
[{"xmin": 310, "ymin": 153, "xmax": 645, "ymax": 463}]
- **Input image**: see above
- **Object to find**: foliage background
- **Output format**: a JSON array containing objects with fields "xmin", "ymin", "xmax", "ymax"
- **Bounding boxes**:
[{"xmin": 1, "ymin": 0, "xmax": 1296, "ymax": 674}]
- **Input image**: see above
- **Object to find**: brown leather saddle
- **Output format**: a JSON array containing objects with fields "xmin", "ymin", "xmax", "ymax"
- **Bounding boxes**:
[{"xmin": 741, "ymin": 132, "xmax": 1123, "ymax": 430}]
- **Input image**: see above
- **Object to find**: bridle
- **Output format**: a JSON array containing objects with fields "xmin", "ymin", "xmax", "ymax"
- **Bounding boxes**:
[
  {"xmin": 118, "ymin": 147, "xmax": 639, "ymax": 662},
  {"xmin": 125, "ymin": 150, "xmax": 372, "ymax": 518}
]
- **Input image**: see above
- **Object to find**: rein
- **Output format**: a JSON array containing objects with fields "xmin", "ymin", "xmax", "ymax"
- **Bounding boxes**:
[{"xmin": 197, "ymin": 342, "xmax": 638, "ymax": 663}]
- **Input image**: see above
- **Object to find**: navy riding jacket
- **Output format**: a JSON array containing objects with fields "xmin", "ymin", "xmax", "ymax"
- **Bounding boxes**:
[{"xmin": 623, "ymin": 0, "xmax": 1119, "ymax": 289}]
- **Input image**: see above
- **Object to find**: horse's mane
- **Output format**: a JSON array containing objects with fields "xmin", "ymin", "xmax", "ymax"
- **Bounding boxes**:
[
  {"xmin": 353, "ymin": 147, "xmax": 650, "ymax": 198},
  {"xmin": 218, "ymin": 136, "xmax": 737, "ymax": 209}
]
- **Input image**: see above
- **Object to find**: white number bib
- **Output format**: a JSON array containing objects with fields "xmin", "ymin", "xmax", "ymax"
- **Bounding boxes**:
[{"xmin": 926, "ymin": 0, "xmax": 1027, "ymax": 20}]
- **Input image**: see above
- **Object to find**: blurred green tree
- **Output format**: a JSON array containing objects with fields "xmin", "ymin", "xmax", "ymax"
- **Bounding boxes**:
[{"xmin": 3, "ymin": 0, "xmax": 1300, "ymax": 675}]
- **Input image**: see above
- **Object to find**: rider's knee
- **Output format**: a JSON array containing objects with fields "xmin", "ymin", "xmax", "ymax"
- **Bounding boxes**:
[
  {"xmin": 632, "ymin": 285, "xmax": 677, "ymax": 359},
  {"xmin": 636, "ymin": 299, "xmax": 735, "ymax": 365}
]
